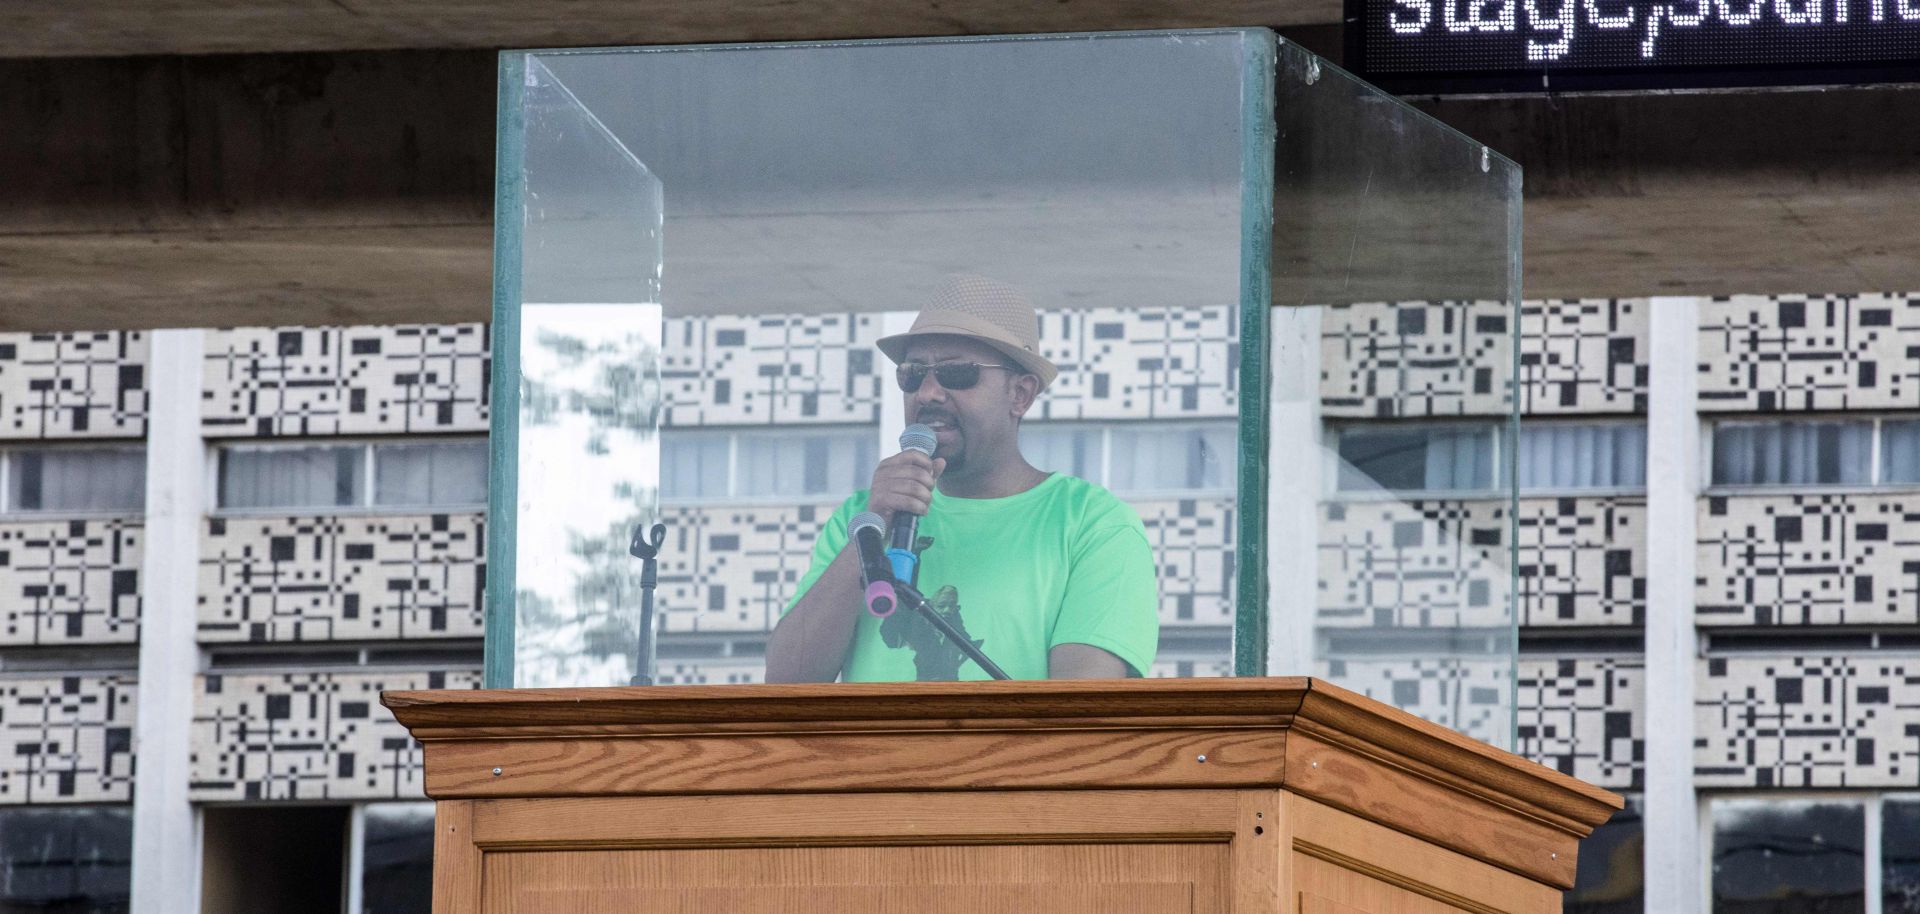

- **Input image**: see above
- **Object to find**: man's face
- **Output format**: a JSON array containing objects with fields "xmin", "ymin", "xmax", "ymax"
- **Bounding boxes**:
[{"xmin": 899, "ymin": 336, "xmax": 1036, "ymax": 474}]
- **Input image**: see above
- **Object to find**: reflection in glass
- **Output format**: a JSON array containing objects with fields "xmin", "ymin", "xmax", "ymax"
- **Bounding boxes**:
[
  {"xmin": 1566, "ymin": 797, "xmax": 1642, "ymax": 914},
  {"xmin": 1888, "ymin": 800, "xmax": 1920, "ymax": 914},
  {"xmin": 661, "ymin": 432, "xmax": 730, "ymax": 500},
  {"xmin": 373, "ymin": 442, "xmax": 488, "ymax": 507},
  {"xmin": 1712, "ymin": 421, "xmax": 1873, "ymax": 487},
  {"xmin": 1109, "ymin": 425, "xmax": 1236, "ymax": 493},
  {"xmin": 1516, "ymin": 423, "xmax": 1646, "ymax": 491},
  {"xmin": 1335, "ymin": 425, "xmax": 1495, "ymax": 493},
  {"xmin": 219, "ymin": 445, "xmax": 364, "ymax": 510},
  {"xmin": 2, "ymin": 448, "xmax": 145, "ymax": 514},
  {"xmin": 1880, "ymin": 421, "xmax": 1920, "ymax": 484},
  {"xmin": 361, "ymin": 803, "xmax": 434, "ymax": 914},
  {"xmin": 737, "ymin": 430, "xmax": 877, "ymax": 499},
  {"xmin": 1711, "ymin": 799, "xmax": 1864, "ymax": 914},
  {"xmin": 1023, "ymin": 424, "xmax": 1105, "ymax": 483},
  {"xmin": 0, "ymin": 806, "xmax": 132, "ymax": 912}
]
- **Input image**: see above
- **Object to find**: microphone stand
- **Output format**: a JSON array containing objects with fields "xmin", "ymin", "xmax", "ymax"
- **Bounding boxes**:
[
  {"xmin": 888, "ymin": 579, "xmax": 1013, "ymax": 681},
  {"xmin": 627, "ymin": 522, "xmax": 666, "ymax": 686}
]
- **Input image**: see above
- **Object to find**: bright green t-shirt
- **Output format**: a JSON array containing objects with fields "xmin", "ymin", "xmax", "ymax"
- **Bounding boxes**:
[{"xmin": 785, "ymin": 474, "xmax": 1160, "ymax": 681}]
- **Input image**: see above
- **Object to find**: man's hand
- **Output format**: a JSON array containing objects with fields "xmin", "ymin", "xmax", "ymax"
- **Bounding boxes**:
[{"xmin": 866, "ymin": 449, "xmax": 946, "ymax": 527}]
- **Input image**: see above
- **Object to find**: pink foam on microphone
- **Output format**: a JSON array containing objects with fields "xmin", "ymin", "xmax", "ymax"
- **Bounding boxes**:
[{"xmin": 864, "ymin": 580, "xmax": 897, "ymax": 618}]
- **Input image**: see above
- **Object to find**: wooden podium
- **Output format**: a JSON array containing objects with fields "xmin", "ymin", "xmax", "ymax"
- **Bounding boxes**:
[{"xmin": 383, "ymin": 677, "xmax": 1621, "ymax": 914}]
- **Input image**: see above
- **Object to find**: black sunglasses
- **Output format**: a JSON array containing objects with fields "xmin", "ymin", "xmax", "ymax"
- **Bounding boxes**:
[{"xmin": 895, "ymin": 361, "xmax": 1015, "ymax": 393}]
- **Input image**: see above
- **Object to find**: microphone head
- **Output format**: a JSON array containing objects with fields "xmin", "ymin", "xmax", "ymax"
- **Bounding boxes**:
[
  {"xmin": 850, "ymin": 511, "xmax": 886, "ymax": 536},
  {"xmin": 899, "ymin": 424, "xmax": 937, "ymax": 456}
]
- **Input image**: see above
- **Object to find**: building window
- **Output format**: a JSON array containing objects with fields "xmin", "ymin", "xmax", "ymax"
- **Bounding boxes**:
[
  {"xmin": 1567, "ymin": 796, "xmax": 1641, "ymax": 914},
  {"xmin": 0, "ymin": 446, "xmax": 145, "ymax": 515},
  {"xmin": 1711, "ymin": 420, "xmax": 1873, "ymax": 488},
  {"xmin": 0, "ymin": 806, "xmax": 133, "ymax": 912},
  {"xmin": 1021, "ymin": 422, "xmax": 1236, "ymax": 495},
  {"xmin": 1332, "ymin": 420, "xmax": 1646, "ymax": 496},
  {"xmin": 1711, "ymin": 798, "xmax": 1865, "ymax": 914},
  {"xmin": 215, "ymin": 439, "xmax": 487, "ymax": 512},
  {"xmin": 1888, "ymin": 799, "xmax": 1920, "ymax": 914},
  {"xmin": 361, "ymin": 803, "xmax": 435, "ymax": 914},
  {"xmin": 660, "ymin": 428, "xmax": 876, "ymax": 502}
]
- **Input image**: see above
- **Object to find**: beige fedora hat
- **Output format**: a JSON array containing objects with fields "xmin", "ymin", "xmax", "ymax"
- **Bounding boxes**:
[{"xmin": 876, "ymin": 275, "xmax": 1059, "ymax": 390}]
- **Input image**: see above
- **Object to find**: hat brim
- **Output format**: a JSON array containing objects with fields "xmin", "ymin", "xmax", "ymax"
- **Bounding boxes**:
[{"xmin": 877, "ymin": 316, "xmax": 1058, "ymax": 390}]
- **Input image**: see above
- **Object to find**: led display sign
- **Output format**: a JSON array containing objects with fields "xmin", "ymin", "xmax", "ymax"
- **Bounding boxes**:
[{"xmin": 1347, "ymin": 0, "xmax": 1920, "ymax": 92}]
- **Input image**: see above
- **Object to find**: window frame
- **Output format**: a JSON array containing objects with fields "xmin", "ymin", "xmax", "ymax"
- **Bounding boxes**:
[
  {"xmin": 1069, "ymin": 419, "xmax": 1239, "ymax": 499},
  {"xmin": 0, "ymin": 442, "xmax": 148, "ymax": 519},
  {"xmin": 1703, "ymin": 790, "xmax": 1920, "ymax": 914},
  {"xmin": 1326, "ymin": 417, "xmax": 1650, "ymax": 501},
  {"xmin": 658, "ymin": 424, "xmax": 879, "ymax": 507},
  {"xmin": 208, "ymin": 436, "xmax": 490, "ymax": 517},
  {"xmin": 1702, "ymin": 414, "xmax": 1920, "ymax": 495}
]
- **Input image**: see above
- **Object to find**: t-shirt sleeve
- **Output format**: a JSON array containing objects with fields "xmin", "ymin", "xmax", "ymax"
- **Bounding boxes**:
[
  {"xmin": 782, "ymin": 494, "xmax": 864, "ymax": 616},
  {"xmin": 1049, "ymin": 512, "xmax": 1160, "ymax": 677}
]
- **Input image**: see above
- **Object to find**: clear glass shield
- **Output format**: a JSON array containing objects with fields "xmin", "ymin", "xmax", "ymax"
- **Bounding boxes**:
[
  {"xmin": 1262, "ymin": 46, "xmax": 1522, "ymax": 748},
  {"xmin": 491, "ymin": 32, "xmax": 1266, "ymax": 688}
]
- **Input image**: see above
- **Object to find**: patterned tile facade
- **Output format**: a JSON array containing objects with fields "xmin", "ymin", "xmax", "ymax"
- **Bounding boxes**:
[
  {"xmin": 0, "ymin": 519, "xmax": 143, "ymax": 645},
  {"xmin": 657, "ymin": 497, "xmax": 1236, "ymax": 636},
  {"xmin": 661, "ymin": 314, "xmax": 885, "ymax": 427},
  {"xmin": 198, "ymin": 514, "xmax": 485, "ymax": 643},
  {"xmin": 1318, "ymin": 655, "xmax": 1512, "ymax": 747},
  {"xmin": 1517, "ymin": 656, "xmax": 1644, "ymax": 790},
  {"xmin": 1516, "ymin": 497, "xmax": 1646, "ymax": 627},
  {"xmin": 1699, "ymin": 292, "xmax": 1920, "ymax": 412},
  {"xmin": 201, "ymin": 325, "xmax": 490, "ymax": 437},
  {"xmin": 1698, "ymin": 493, "xmax": 1920, "ymax": 626},
  {"xmin": 1319, "ymin": 299, "xmax": 1649, "ymax": 418},
  {"xmin": 189, "ymin": 669, "xmax": 481, "ymax": 802},
  {"xmin": 0, "ymin": 675, "xmax": 137, "ymax": 804},
  {"xmin": 1697, "ymin": 654, "xmax": 1920, "ymax": 788},
  {"xmin": 1033, "ymin": 305, "xmax": 1238, "ymax": 421},
  {"xmin": 0, "ymin": 331, "xmax": 148, "ymax": 439},
  {"xmin": 1318, "ymin": 498, "xmax": 1511, "ymax": 630}
]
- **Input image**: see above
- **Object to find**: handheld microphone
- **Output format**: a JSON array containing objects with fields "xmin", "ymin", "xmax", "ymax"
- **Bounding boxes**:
[
  {"xmin": 849, "ymin": 512, "xmax": 897, "ymax": 617},
  {"xmin": 887, "ymin": 423, "xmax": 937, "ymax": 582}
]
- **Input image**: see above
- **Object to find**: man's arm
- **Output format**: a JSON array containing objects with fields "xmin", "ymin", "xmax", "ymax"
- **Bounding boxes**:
[
  {"xmin": 764, "ymin": 544, "xmax": 864, "ymax": 683},
  {"xmin": 1048, "ymin": 642, "xmax": 1133, "ymax": 679}
]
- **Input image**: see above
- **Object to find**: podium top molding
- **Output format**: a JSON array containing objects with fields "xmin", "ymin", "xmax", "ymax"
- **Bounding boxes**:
[{"xmin": 384, "ymin": 677, "xmax": 1619, "ymax": 886}]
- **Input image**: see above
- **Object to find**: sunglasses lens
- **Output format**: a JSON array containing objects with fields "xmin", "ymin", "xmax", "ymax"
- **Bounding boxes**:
[
  {"xmin": 935, "ymin": 364, "xmax": 982, "ymax": 389},
  {"xmin": 896, "ymin": 365, "xmax": 927, "ymax": 392}
]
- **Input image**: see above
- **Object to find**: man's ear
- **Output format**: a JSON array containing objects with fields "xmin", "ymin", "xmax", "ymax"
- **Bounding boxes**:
[{"xmin": 1009, "ymin": 373, "xmax": 1040, "ymax": 418}]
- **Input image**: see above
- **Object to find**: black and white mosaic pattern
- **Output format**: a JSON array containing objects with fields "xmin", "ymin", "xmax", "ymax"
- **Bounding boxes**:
[
  {"xmin": 1516, "ymin": 497, "xmax": 1646, "ymax": 627},
  {"xmin": 0, "ymin": 331, "xmax": 148, "ymax": 439},
  {"xmin": 662, "ymin": 314, "xmax": 885, "ymax": 427},
  {"xmin": 198, "ymin": 514, "xmax": 484, "ymax": 642},
  {"xmin": 0, "ymin": 519, "xmax": 142, "ymax": 646},
  {"xmin": 656, "ymin": 497, "xmax": 1235, "ymax": 636},
  {"xmin": 1698, "ymin": 493, "xmax": 1920, "ymax": 626},
  {"xmin": 1034, "ymin": 305, "xmax": 1238, "ymax": 421},
  {"xmin": 1320, "ymin": 299, "xmax": 1649, "ymax": 418},
  {"xmin": 1700, "ymin": 292, "xmax": 1920, "ymax": 412},
  {"xmin": 189, "ymin": 669, "xmax": 481, "ymax": 801},
  {"xmin": 1697, "ymin": 655, "xmax": 1920, "ymax": 788},
  {"xmin": 0, "ymin": 675, "xmax": 136, "ymax": 804},
  {"xmin": 1318, "ymin": 499, "xmax": 1511, "ymax": 630},
  {"xmin": 1517, "ymin": 656, "xmax": 1644, "ymax": 790},
  {"xmin": 1318, "ymin": 655, "xmax": 1511, "ymax": 745},
  {"xmin": 201, "ymin": 325, "xmax": 490, "ymax": 437}
]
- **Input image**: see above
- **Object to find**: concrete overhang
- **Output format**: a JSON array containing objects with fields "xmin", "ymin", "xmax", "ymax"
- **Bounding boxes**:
[{"xmin": 0, "ymin": 1, "xmax": 1342, "ymax": 59}]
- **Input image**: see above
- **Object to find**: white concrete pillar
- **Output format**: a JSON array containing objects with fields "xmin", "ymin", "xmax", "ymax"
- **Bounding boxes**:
[
  {"xmin": 130, "ymin": 329, "xmax": 206, "ymax": 914},
  {"xmin": 1266, "ymin": 305, "xmax": 1322, "ymax": 676},
  {"xmin": 1644, "ymin": 296, "xmax": 1702, "ymax": 914}
]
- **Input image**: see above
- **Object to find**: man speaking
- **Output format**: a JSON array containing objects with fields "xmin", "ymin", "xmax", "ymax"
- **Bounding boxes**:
[{"xmin": 766, "ymin": 276, "xmax": 1160, "ymax": 683}]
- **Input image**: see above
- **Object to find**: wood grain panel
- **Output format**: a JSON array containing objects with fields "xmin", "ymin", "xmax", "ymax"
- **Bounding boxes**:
[
  {"xmin": 1289, "ymin": 796, "xmax": 1559, "ymax": 914},
  {"xmin": 1232, "ymin": 790, "xmax": 1288, "ymax": 914},
  {"xmin": 1284, "ymin": 731, "xmax": 1578, "ymax": 888},
  {"xmin": 469, "ymin": 790, "xmax": 1242, "ymax": 847},
  {"xmin": 431, "ymin": 800, "xmax": 479, "ymax": 914},
  {"xmin": 1300, "ymin": 894, "xmax": 1375, "ymax": 914},
  {"xmin": 518, "ymin": 883, "xmax": 1194, "ymax": 914},
  {"xmin": 427, "ymin": 729, "xmax": 1285, "ymax": 798},
  {"xmin": 483, "ymin": 843, "xmax": 1228, "ymax": 913},
  {"xmin": 1295, "ymin": 853, "xmax": 1488, "ymax": 914}
]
